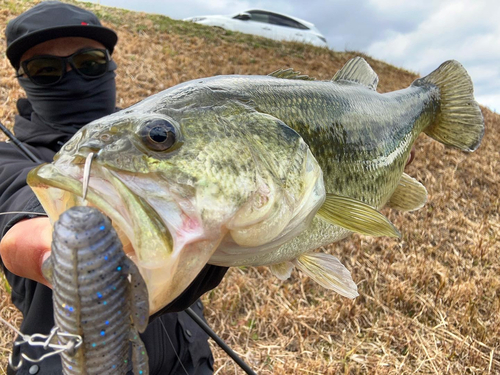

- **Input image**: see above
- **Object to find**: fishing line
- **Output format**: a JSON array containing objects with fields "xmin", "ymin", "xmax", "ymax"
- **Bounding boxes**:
[
  {"xmin": 0, "ymin": 316, "xmax": 23, "ymax": 337},
  {"xmin": 0, "ymin": 212, "xmax": 48, "ymax": 216},
  {"xmin": 159, "ymin": 317, "xmax": 190, "ymax": 375}
]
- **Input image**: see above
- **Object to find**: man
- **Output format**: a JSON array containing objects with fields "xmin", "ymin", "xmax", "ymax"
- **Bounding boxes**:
[{"xmin": 0, "ymin": 2, "xmax": 228, "ymax": 374}]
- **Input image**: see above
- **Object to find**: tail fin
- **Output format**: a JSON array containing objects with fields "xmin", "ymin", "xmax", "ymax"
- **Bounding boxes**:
[{"xmin": 412, "ymin": 60, "xmax": 484, "ymax": 152}]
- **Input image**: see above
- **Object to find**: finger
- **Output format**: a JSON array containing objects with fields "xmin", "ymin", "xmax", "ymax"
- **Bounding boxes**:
[{"xmin": 0, "ymin": 217, "xmax": 53, "ymax": 288}]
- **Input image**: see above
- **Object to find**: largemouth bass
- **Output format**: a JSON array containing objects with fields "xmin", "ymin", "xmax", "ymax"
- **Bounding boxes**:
[{"xmin": 27, "ymin": 57, "xmax": 484, "ymax": 314}]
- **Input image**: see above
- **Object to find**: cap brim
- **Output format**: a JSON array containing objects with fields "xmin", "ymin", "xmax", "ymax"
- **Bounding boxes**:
[{"xmin": 7, "ymin": 25, "xmax": 118, "ymax": 69}]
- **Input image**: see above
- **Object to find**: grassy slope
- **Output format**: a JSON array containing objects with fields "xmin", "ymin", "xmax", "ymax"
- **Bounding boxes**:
[{"xmin": 1, "ymin": 1, "xmax": 499, "ymax": 373}]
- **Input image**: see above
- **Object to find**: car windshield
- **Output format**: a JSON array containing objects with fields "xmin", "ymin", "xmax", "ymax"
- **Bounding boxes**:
[{"xmin": 232, "ymin": 10, "xmax": 310, "ymax": 30}]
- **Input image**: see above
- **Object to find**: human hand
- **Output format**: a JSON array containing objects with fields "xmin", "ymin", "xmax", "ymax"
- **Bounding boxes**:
[{"xmin": 0, "ymin": 217, "xmax": 52, "ymax": 288}]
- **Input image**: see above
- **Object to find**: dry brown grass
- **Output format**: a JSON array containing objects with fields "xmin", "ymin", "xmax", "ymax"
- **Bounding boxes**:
[{"xmin": 1, "ymin": 1, "xmax": 499, "ymax": 374}]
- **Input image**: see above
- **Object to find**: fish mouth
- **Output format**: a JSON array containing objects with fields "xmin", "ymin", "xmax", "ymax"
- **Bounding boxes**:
[
  {"xmin": 27, "ymin": 161, "xmax": 214, "ymax": 314},
  {"xmin": 28, "ymin": 162, "xmax": 172, "ymax": 265}
]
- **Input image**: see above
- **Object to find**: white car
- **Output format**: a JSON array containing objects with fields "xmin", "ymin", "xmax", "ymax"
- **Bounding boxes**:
[{"xmin": 184, "ymin": 9, "xmax": 328, "ymax": 47}]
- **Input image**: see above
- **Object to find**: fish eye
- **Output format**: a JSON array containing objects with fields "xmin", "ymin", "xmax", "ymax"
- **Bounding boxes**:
[{"xmin": 140, "ymin": 119, "xmax": 177, "ymax": 151}]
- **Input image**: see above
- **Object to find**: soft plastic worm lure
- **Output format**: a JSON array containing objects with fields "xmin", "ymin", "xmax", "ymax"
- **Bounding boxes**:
[{"xmin": 42, "ymin": 206, "xmax": 150, "ymax": 374}]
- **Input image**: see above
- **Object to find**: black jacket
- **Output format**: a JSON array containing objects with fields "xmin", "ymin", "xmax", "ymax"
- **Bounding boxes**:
[{"xmin": 0, "ymin": 99, "xmax": 228, "ymax": 374}]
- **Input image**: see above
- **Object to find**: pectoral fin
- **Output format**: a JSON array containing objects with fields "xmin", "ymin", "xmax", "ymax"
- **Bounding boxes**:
[
  {"xmin": 317, "ymin": 193, "xmax": 401, "ymax": 238},
  {"xmin": 292, "ymin": 252, "xmax": 358, "ymax": 298},
  {"xmin": 269, "ymin": 261, "xmax": 294, "ymax": 280},
  {"xmin": 386, "ymin": 173, "xmax": 428, "ymax": 211}
]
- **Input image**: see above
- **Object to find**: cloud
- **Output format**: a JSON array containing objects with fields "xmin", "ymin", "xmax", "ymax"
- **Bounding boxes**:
[
  {"xmin": 84, "ymin": 0, "xmax": 499, "ymax": 111},
  {"xmin": 477, "ymin": 94, "xmax": 500, "ymax": 114},
  {"xmin": 365, "ymin": 0, "xmax": 500, "ymax": 110}
]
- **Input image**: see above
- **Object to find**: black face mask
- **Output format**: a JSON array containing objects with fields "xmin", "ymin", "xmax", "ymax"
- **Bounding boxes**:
[{"xmin": 18, "ymin": 61, "xmax": 117, "ymax": 134}]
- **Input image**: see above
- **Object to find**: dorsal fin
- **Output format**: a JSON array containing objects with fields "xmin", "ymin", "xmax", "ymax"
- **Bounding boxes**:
[
  {"xmin": 268, "ymin": 68, "xmax": 315, "ymax": 81},
  {"xmin": 332, "ymin": 57, "xmax": 379, "ymax": 90}
]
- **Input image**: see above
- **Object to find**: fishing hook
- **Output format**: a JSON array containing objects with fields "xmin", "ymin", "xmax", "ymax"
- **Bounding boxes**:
[
  {"xmin": 82, "ymin": 152, "xmax": 95, "ymax": 200},
  {"xmin": 0, "ymin": 122, "xmax": 258, "ymax": 374}
]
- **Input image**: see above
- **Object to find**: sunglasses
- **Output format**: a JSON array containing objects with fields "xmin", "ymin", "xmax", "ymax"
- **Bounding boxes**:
[{"xmin": 17, "ymin": 48, "xmax": 110, "ymax": 86}]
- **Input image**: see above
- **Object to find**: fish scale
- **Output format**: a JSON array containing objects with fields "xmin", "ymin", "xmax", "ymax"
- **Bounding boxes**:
[
  {"xmin": 42, "ymin": 206, "xmax": 150, "ymax": 375},
  {"xmin": 209, "ymin": 77, "xmax": 431, "ymax": 206},
  {"xmin": 29, "ymin": 57, "xmax": 485, "ymax": 312}
]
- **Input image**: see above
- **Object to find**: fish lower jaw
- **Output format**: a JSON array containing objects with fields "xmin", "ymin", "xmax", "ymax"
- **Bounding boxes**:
[
  {"xmin": 31, "ymin": 184, "xmax": 181, "ymax": 313},
  {"xmin": 31, "ymin": 183, "xmax": 139, "ymax": 263}
]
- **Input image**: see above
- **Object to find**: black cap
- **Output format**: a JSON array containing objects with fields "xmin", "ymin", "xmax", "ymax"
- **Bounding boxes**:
[{"xmin": 6, "ymin": 1, "xmax": 118, "ymax": 69}]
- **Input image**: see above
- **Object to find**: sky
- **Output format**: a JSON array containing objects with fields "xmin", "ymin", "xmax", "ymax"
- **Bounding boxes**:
[{"xmin": 83, "ymin": 0, "xmax": 499, "ymax": 113}]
